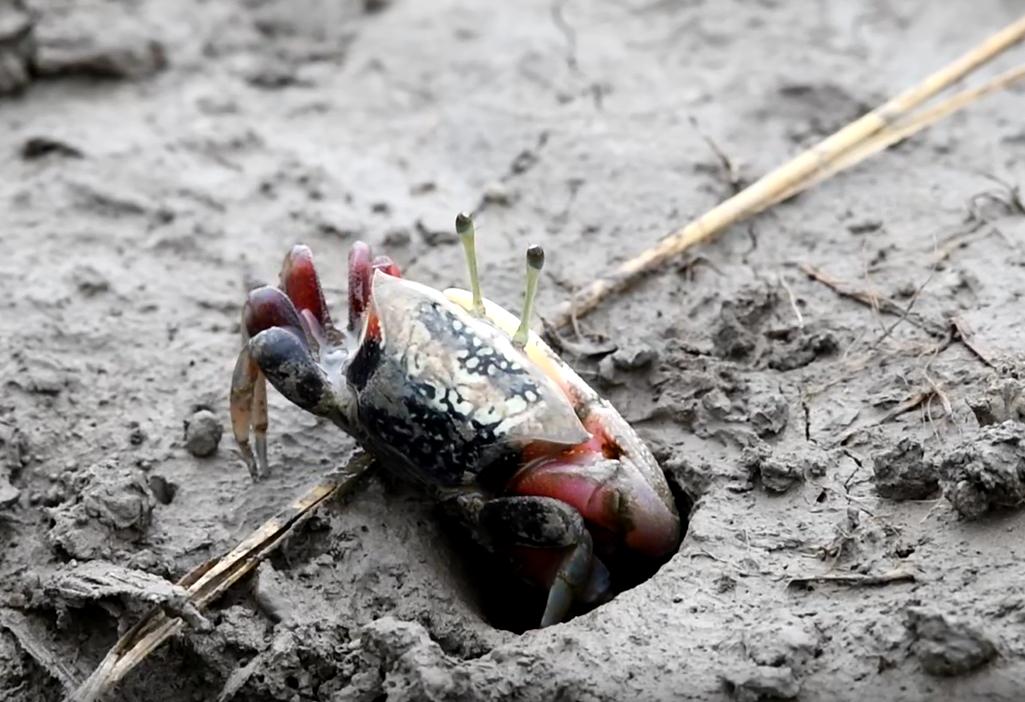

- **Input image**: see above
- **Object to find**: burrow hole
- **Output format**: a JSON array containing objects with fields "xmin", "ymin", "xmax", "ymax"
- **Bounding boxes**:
[{"xmin": 445, "ymin": 471, "xmax": 694, "ymax": 633}]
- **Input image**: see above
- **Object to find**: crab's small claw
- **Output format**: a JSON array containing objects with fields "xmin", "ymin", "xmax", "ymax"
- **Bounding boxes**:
[
  {"xmin": 230, "ymin": 285, "xmax": 337, "ymax": 479},
  {"xmin": 249, "ymin": 327, "xmax": 334, "ymax": 414}
]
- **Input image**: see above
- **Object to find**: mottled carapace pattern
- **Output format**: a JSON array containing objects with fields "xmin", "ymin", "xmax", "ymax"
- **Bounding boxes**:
[{"xmin": 348, "ymin": 274, "xmax": 588, "ymax": 487}]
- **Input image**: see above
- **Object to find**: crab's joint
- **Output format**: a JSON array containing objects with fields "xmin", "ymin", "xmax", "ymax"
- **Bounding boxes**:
[
  {"xmin": 512, "ymin": 244, "xmax": 544, "ymax": 348},
  {"xmin": 456, "ymin": 212, "xmax": 486, "ymax": 316}
]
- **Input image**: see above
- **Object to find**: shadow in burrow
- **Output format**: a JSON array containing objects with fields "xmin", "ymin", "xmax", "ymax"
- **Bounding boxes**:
[{"xmin": 442, "ymin": 467, "xmax": 695, "ymax": 634}]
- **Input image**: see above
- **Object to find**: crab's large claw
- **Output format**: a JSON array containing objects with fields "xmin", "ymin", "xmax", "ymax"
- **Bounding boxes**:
[{"xmin": 508, "ymin": 431, "xmax": 681, "ymax": 559}]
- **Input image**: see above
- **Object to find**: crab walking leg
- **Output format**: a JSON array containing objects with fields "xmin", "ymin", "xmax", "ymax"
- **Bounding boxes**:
[
  {"xmin": 512, "ymin": 245, "xmax": 545, "ymax": 347},
  {"xmin": 251, "ymin": 367, "xmax": 268, "ymax": 474},
  {"xmin": 348, "ymin": 242, "xmax": 374, "ymax": 333},
  {"xmin": 480, "ymin": 495, "xmax": 603, "ymax": 627},
  {"xmin": 229, "ymin": 346, "xmax": 266, "ymax": 479},
  {"xmin": 455, "ymin": 212, "xmax": 486, "ymax": 315},
  {"xmin": 280, "ymin": 245, "xmax": 334, "ymax": 334}
]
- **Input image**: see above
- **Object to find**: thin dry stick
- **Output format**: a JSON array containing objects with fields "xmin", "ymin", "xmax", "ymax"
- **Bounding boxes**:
[
  {"xmin": 778, "ymin": 272, "xmax": 804, "ymax": 329},
  {"xmin": 798, "ymin": 263, "xmax": 946, "ymax": 337},
  {"xmin": 787, "ymin": 568, "xmax": 917, "ymax": 589},
  {"xmin": 70, "ymin": 456, "xmax": 374, "ymax": 702},
  {"xmin": 951, "ymin": 315, "xmax": 1000, "ymax": 368},
  {"xmin": 928, "ymin": 221, "xmax": 989, "ymax": 266},
  {"xmin": 0, "ymin": 609, "xmax": 83, "ymax": 692},
  {"xmin": 835, "ymin": 390, "xmax": 934, "ymax": 445},
  {"xmin": 548, "ymin": 15, "xmax": 1025, "ymax": 328},
  {"xmin": 768, "ymin": 64, "xmax": 1025, "ymax": 206}
]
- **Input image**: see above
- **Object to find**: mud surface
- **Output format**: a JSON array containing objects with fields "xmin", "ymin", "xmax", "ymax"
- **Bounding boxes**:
[{"xmin": 2, "ymin": 1, "xmax": 1025, "ymax": 700}]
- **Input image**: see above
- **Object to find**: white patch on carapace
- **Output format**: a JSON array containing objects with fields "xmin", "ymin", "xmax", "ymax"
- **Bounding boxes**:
[{"xmin": 369, "ymin": 273, "xmax": 588, "ymax": 446}]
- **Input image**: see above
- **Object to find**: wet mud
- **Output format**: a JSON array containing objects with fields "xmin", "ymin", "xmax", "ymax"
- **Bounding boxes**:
[{"xmin": 2, "ymin": 1, "xmax": 1025, "ymax": 700}]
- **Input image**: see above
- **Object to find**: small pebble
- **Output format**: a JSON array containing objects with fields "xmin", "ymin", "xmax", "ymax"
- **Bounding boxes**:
[
  {"xmin": 612, "ymin": 343, "xmax": 658, "ymax": 371},
  {"xmin": 0, "ymin": 479, "xmax": 20, "ymax": 508},
  {"xmin": 482, "ymin": 181, "xmax": 513, "ymax": 206},
  {"xmin": 184, "ymin": 409, "xmax": 222, "ymax": 457},
  {"xmin": 70, "ymin": 264, "xmax": 110, "ymax": 296},
  {"xmin": 128, "ymin": 421, "xmax": 146, "ymax": 446}
]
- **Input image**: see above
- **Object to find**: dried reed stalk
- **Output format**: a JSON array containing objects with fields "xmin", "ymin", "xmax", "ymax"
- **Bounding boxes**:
[
  {"xmin": 767, "ymin": 64, "xmax": 1025, "ymax": 208},
  {"xmin": 69, "ymin": 456, "xmax": 373, "ymax": 702},
  {"xmin": 547, "ymin": 15, "xmax": 1025, "ymax": 329}
]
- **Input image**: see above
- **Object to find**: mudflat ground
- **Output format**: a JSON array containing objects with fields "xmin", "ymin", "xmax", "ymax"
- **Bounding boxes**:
[{"xmin": 2, "ymin": 1, "xmax": 1025, "ymax": 700}]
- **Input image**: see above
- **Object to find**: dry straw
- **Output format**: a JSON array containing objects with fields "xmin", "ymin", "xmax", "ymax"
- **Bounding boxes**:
[
  {"xmin": 72, "ymin": 13, "xmax": 1025, "ymax": 702},
  {"xmin": 547, "ymin": 14, "xmax": 1025, "ymax": 329},
  {"xmin": 70, "ymin": 458, "xmax": 373, "ymax": 702}
]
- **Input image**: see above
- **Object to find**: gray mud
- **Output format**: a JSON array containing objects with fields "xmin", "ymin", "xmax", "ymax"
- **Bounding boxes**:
[{"xmin": 2, "ymin": 1, "xmax": 1025, "ymax": 700}]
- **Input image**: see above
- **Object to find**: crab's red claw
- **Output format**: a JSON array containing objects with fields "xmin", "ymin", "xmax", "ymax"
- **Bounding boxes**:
[
  {"xmin": 280, "ymin": 245, "xmax": 332, "ymax": 332},
  {"xmin": 348, "ymin": 241, "xmax": 374, "ymax": 333},
  {"xmin": 508, "ymin": 457, "xmax": 681, "ymax": 561}
]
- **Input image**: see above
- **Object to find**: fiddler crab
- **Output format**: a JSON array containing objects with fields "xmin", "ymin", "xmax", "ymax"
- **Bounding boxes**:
[{"xmin": 229, "ymin": 214, "xmax": 681, "ymax": 627}]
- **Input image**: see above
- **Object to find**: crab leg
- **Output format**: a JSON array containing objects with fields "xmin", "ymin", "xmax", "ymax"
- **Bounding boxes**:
[
  {"xmin": 348, "ymin": 241, "xmax": 374, "ymax": 333},
  {"xmin": 251, "ymin": 365, "xmax": 268, "ymax": 473},
  {"xmin": 371, "ymin": 254, "xmax": 401, "ymax": 277},
  {"xmin": 230, "ymin": 346, "xmax": 266, "ymax": 479},
  {"xmin": 280, "ymin": 245, "xmax": 333, "ymax": 334},
  {"xmin": 481, "ymin": 495, "xmax": 608, "ymax": 626}
]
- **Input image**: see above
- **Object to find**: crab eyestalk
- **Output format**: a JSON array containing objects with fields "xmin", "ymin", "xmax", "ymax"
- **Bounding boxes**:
[
  {"xmin": 456, "ymin": 212, "xmax": 486, "ymax": 316},
  {"xmin": 513, "ymin": 244, "xmax": 544, "ymax": 348}
]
